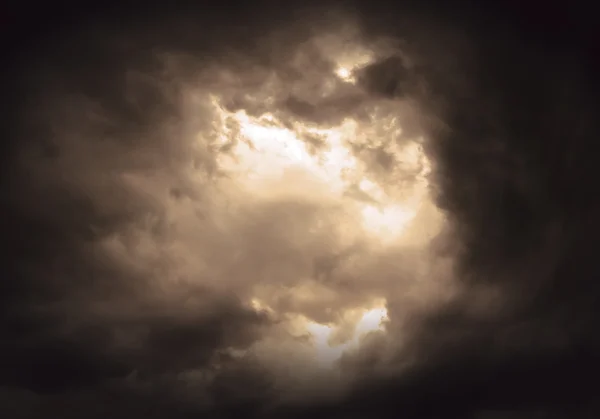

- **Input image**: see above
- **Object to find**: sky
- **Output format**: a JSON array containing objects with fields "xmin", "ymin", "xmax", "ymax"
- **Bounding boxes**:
[{"xmin": 1, "ymin": 1, "xmax": 599, "ymax": 418}]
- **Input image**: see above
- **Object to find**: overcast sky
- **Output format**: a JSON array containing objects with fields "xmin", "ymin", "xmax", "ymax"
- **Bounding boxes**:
[{"xmin": 2, "ymin": 1, "xmax": 599, "ymax": 418}]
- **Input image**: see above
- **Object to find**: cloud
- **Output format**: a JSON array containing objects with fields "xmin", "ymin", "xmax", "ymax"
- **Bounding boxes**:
[{"xmin": 2, "ymin": 1, "xmax": 599, "ymax": 419}]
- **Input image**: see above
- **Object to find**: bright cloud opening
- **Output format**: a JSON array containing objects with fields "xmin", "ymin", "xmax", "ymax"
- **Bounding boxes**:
[
  {"xmin": 209, "ymin": 96, "xmax": 428, "ymax": 244},
  {"xmin": 306, "ymin": 303, "xmax": 389, "ymax": 369}
]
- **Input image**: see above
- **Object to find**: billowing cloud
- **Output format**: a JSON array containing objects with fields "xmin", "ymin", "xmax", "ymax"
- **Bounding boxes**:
[{"xmin": 2, "ymin": 1, "xmax": 598, "ymax": 418}]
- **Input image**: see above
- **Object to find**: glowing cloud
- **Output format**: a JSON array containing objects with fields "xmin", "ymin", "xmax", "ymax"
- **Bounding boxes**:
[
  {"xmin": 305, "ymin": 303, "xmax": 389, "ymax": 369},
  {"xmin": 208, "ymin": 96, "xmax": 429, "ymax": 244},
  {"xmin": 184, "ymin": 31, "xmax": 445, "ymax": 383}
]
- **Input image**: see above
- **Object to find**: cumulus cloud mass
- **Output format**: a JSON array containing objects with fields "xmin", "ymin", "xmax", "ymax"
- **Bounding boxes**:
[{"xmin": 2, "ymin": 1, "xmax": 599, "ymax": 418}]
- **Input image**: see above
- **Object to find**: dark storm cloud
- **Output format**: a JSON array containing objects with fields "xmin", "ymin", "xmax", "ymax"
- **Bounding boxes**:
[
  {"xmin": 357, "ymin": 55, "xmax": 417, "ymax": 99},
  {"xmin": 2, "ymin": 4, "xmax": 283, "ymax": 412},
  {"xmin": 2, "ymin": 1, "xmax": 599, "ymax": 419},
  {"xmin": 288, "ymin": 5, "xmax": 600, "ymax": 419}
]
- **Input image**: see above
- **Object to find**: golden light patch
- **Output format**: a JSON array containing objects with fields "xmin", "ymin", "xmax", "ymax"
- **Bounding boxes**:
[
  {"xmin": 316, "ymin": 30, "xmax": 376, "ymax": 84},
  {"xmin": 304, "ymin": 303, "xmax": 389, "ymax": 368},
  {"xmin": 209, "ymin": 96, "xmax": 428, "ymax": 244},
  {"xmin": 361, "ymin": 203, "xmax": 415, "ymax": 241},
  {"xmin": 246, "ymin": 296, "xmax": 389, "ymax": 370},
  {"xmin": 335, "ymin": 66, "xmax": 353, "ymax": 82}
]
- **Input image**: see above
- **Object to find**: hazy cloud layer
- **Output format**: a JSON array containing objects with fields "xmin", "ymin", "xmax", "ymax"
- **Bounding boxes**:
[{"xmin": 2, "ymin": 1, "xmax": 599, "ymax": 418}]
